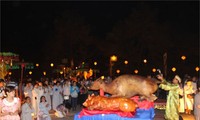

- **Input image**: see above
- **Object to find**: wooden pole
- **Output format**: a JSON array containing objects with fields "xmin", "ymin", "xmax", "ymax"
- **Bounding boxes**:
[{"xmin": 19, "ymin": 63, "xmax": 25, "ymax": 100}]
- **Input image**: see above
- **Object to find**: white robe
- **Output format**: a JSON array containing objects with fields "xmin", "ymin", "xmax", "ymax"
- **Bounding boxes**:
[
  {"xmin": 52, "ymin": 85, "xmax": 63, "ymax": 110},
  {"xmin": 184, "ymin": 85, "xmax": 194, "ymax": 110},
  {"xmin": 24, "ymin": 85, "xmax": 33, "ymax": 98},
  {"xmin": 44, "ymin": 87, "xmax": 51, "ymax": 109},
  {"xmin": 21, "ymin": 103, "xmax": 34, "ymax": 120},
  {"xmin": 32, "ymin": 87, "xmax": 44, "ymax": 116},
  {"xmin": 38, "ymin": 102, "xmax": 51, "ymax": 120}
]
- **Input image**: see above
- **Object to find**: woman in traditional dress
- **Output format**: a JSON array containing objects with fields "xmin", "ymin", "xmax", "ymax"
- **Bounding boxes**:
[
  {"xmin": 38, "ymin": 96, "xmax": 51, "ymax": 120},
  {"xmin": 157, "ymin": 74, "xmax": 182, "ymax": 120},
  {"xmin": 21, "ymin": 96, "xmax": 34, "ymax": 120},
  {"xmin": 0, "ymin": 86, "xmax": 21, "ymax": 120}
]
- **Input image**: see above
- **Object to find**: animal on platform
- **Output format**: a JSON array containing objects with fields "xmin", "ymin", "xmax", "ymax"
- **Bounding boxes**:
[
  {"xmin": 89, "ymin": 74, "xmax": 158, "ymax": 101},
  {"xmin": 83, "ymin": 94, "xmax": 138, "ymax": 112}
]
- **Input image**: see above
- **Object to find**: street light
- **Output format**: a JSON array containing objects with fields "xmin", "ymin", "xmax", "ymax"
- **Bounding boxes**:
[
  {"xmin": 50, "ymin": 63, "xmax": 54, "ymax": 67},
  {"xmin": 172, "ymin": 67, "xmax": 176, "ymax": 72},
  {"xmin": 134, "ymin": 69, "xmax": 139, "ymax": 74},
  {"xmin": 109, "ymin": 55, "xmax": 117, "ymax": 77},
  {"xmin": 29, "ymin": 71, "xmax": 32, "ymax": 75},
  {"xmin": 195, "ymin": 66, "xmax": 199, "ymax": 72},
  {"xmin": 36, "ymin": 63, "xmax": 39, "ymax": 67},
  {"xmin": 124, "ymin": 60, "xmax": 128, "ymax": 65},
  {"xmin": 94, "ymin": 61, "xmax": 97, "ymax": 66},
  {"xmin": 152, "ymin": 68, "xmax": 156, "ymax": 73},
  {"xmin": 116, "ymin": 69, "xmax": 120, "ymax": 74},
  {"xmin": 43, "ymin": 71, "xmax": 46, "ymax": 76},
  {"xmin": 181, "ymin": 55, "xmax": 186, "ymax": 60},
  {"xmin": 143, "ymin": 59, "xmax": 147, "ymax": 64}
]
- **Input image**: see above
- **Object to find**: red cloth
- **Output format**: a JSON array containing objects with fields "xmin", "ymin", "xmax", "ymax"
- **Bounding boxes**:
[
  {"xmin": 130, "ymin": 96, "xmax": 154, "ymax": 110},
  {"xmin": 78, "ymin": 108, "xmax": 135, "ymax": 118}
]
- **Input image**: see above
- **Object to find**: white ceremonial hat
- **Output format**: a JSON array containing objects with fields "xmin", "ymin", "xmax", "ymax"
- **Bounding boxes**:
[{"xmin": 175, "ymin": 75, "xmax": 181, "ymax": 83}]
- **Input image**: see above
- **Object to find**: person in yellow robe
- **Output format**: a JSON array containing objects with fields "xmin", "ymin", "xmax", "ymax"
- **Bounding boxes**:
[{"xmin": 157, "ymin": 74, "xmax": 182, "ymax": 120}]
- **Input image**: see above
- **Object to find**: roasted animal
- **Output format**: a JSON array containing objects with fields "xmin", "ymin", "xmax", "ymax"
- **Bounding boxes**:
[
  {"xmin": 83, "ymin": 94, "xmax": 137, "ymax": 112},
  {"xmin": 89, "ymin": 74, "xmax": 158, "ymax": 101}
]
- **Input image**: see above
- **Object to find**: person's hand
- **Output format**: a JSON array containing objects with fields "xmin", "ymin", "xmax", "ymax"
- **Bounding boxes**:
[{"xmin": 156, "ymin": 74, "xmax": 164, "ymax": 81}]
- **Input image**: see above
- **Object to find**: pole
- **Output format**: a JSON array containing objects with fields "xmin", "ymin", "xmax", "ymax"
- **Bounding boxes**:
[{"xmin": 19, "ymin": 63, "xmax": 25, "ymax": 100}]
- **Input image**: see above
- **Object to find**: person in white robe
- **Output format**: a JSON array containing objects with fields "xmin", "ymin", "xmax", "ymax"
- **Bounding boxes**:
[
  {"xmin": 38, "ymin": 96, "xmax": 51, "ymax": 120},
  {"xmin": 24, "ymin": 82, "xmax": 33, "ymax": 98},
  {"xmin": 184, "ymin": 81, "xmax": 195, "ymax": 114},
  {"xmin": 63, "ymin": 80, "xmax": 72, "ymax": 110},
  {"xmin": 43, "ymin": 84, "xmax": 51, "ymax": 109},
  {"xmin": 21, "ymin": 96, "xmax": 34, "ymax": 120},
  {"xmin": 32, "ymin": 83, "xmax": 44, "ymax": 117},
  {"xmin": 52, "ymin": 81, "xmax": 63, "ymax": 110}
]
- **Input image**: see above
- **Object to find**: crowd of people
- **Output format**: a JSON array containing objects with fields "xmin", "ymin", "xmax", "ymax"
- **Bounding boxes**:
[
  {"xmin": 0, "ymin": 73, "xmax": 199, "ymax": 120},
  {"xmin": 0, "ymin": 76, "xmax": 92, "ymax": 120}
]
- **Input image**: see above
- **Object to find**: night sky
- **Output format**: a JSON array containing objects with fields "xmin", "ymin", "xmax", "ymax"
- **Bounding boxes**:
[{"xmin": 1, "ymin": 1, "xmax": 199, "ymax": 77}]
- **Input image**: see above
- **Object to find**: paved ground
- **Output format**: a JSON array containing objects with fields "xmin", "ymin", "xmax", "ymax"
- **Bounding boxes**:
[{"xmin": 50, "ymin": 105, "xmax": 195, "ymax": 120}]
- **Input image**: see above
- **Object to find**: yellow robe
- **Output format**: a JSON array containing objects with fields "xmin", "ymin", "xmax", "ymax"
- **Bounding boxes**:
[{"xmin": 159, "ymin": 80, "xmax": 180, "ymax": 120}]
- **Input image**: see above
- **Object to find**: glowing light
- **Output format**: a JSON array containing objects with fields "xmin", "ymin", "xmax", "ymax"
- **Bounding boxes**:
[
  {"xmin": 116, "ymin": 69, "xmax": 120, "ymax": 74},
  {"xmin": 101, "ymin": 76, "xmax": 105, "ymax": 79},
  {"xmin": 29, "ymin": 71, "xmax": 32, "ymax": 75},
  {"xmin": 143, "ymin": 59, "xmax": 147, "ymax": 64},
  {"xmin": 8, "ymin": 72, "xmax": 12, "ymax": 75},
  {"xmin": 60, "ymin": 71, "xmax": 63, "ymax": 74},
  {"xmin": 134, "ymin": 69, "xmax": 139, "ymax": 74},
  {"xmin": 94, "ymin": 62, "xmax": 97, "ymax": 66},
  {"xmin": 110, "ymin": 55, "xmax": 117, "ymax": 62},
  {"xmin": 43, "ymin": 71, "xmax": 46, "ymax": 76},
  {"xmin": 152, "ymin": 68, "xmax": 156, "ymax": 73},
  {"xmin": 36, "ymin": 63, "xmax": 39, "ymax": 67},
  {"xmin": 172, "ymin": 67, "xmax": 176, "ymax": 72},
  {"xmin": 124, "ymin": 60, "xmax": 128, "ymax": 65},
  {"xmin": 181, "ymin": 55, "xmax": 186, "ymax": 60},
  {"xmin": 50, "ymin": 63, "xmax": 54, "ymax": 67},
  {"xmin": 195, "ymin": 67, "xmax": 199, "ymax": 72}
]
